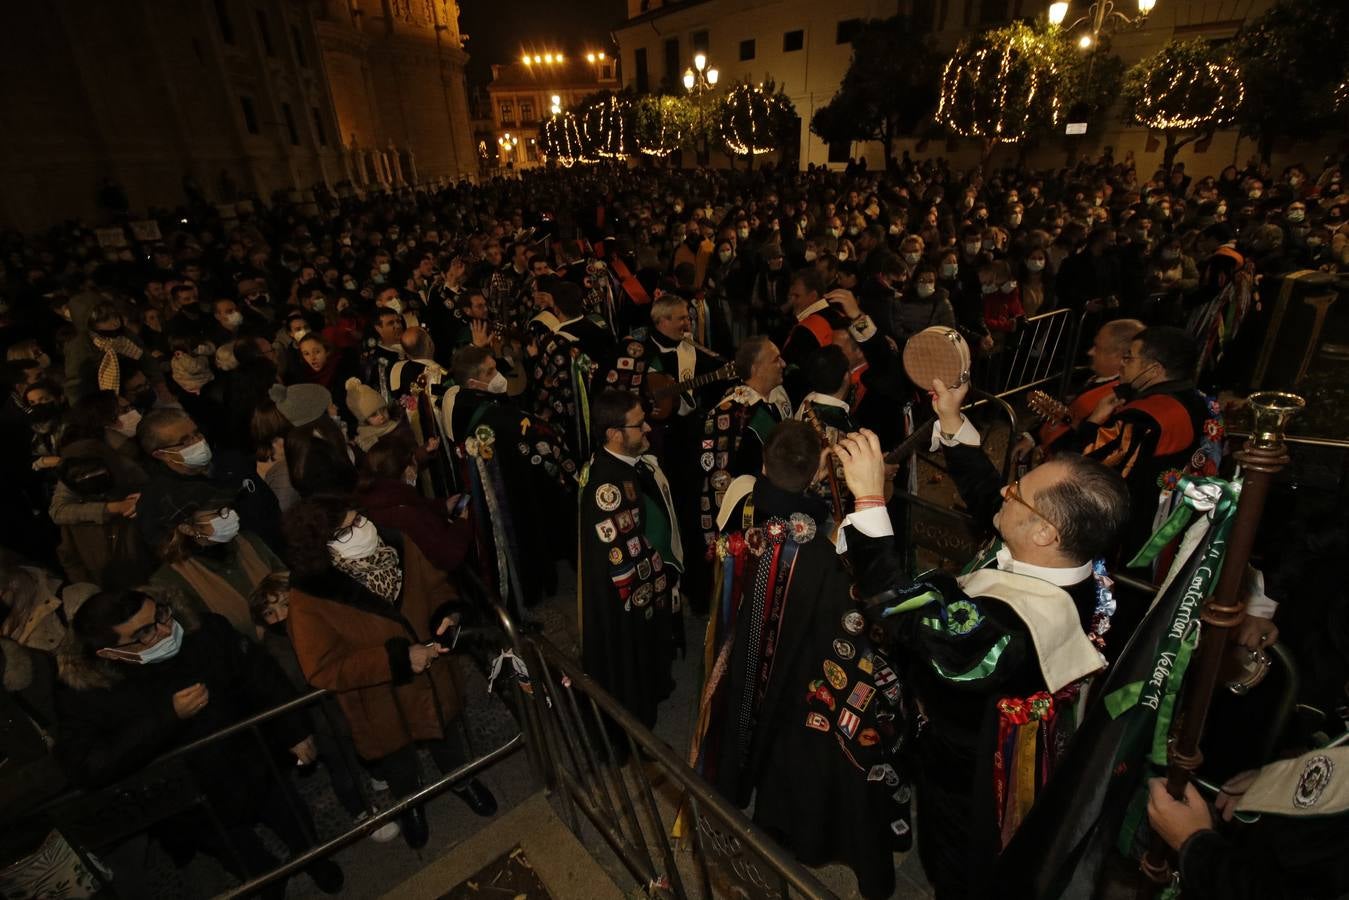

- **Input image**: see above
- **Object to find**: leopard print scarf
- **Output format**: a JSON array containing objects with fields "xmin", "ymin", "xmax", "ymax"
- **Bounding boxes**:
[{"xmin": 330, "ymin": 541, "xmax": 403, "ymax": 604}]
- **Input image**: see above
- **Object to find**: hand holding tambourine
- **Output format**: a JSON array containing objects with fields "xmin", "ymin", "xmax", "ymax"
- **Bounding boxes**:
[{"xmin": 903, "ymin": 326, "xmax": 971, "ymax": 393}]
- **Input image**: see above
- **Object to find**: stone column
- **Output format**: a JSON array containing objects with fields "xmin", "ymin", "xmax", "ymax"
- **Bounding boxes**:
[{"xmin": 388, "ymin": 140, "xmax": 405, "ymax": 185}]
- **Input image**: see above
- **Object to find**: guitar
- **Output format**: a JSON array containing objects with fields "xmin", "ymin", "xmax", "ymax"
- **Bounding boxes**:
[
  {"xmin": 1027, "ymin": 389, "xmax": 1076, "ymax": 448},
  {"xmin": 643, "ymin": 362, "xmax": 739, "ymax": 421}
]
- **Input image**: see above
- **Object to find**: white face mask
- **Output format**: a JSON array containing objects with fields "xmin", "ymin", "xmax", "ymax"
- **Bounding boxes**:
[
  {"xmin": 204, "ymin": 508, "xmax": 240, "ymax": 543},
  {"xmin": 329, "ymin": 517, "xmax": 381, "ymax": 560},
  {"xmin": 124, "ymin": 619, "xmax": 184, "ymax": 665},
  {"xmin": 718, "ymin": 250, "xmax": 733, "ymax": 264},
  {"xmin": 223, "ymin": 311, "xmax": 243, "ymax": 328},
  {"xmin": 964, "ymin": 242, "xmax": 981, "ymax": 256},
  {"xmin": 343, "ymin": 278, "xmax": 357, "ymax": 290},
  {"xmin": 378, "ymin": 262, "xmax": 391, "ymax": 274},
  {"xmin": 903, "ymin": 252, "xmax": 921, "ymax": 265},
  {"xmin": 175, "ymin": 438, "xmax": 213, "ymax": 469},
  {"xmin": 311, "ymin": 298, "xmax": 326, "ymax": 313},
  {"xmin": 737, "ymin": 228, "xmax": 749, "ymax": 240},
  {"xmin": 112, "ymin": 408, "xmax": 142, "ymax": 438},
  {"xmin": 981, "ymin": 283, "xmax": 998, "ymax": 294},
  {"xmin": 941, "ymin": 263, "xmax": 958, "ymax": 278},
  {"xmin": 1026, "ymin": 259, "xmax": 1045, "ymax": 272},
  {"xmin": 384, "ymin": 298, "xmax": 403, "ymax": 314},
  {"xmin": 915, "ymin": 282, "xmax": 936, "ymax": 298},
  {"xmin": 485, "ymin": 371, "xmax": 508, "ymax": 394},
  {"xmin": 1000, "ymin": 280, "xmax": 1017, "ymax": 293}
]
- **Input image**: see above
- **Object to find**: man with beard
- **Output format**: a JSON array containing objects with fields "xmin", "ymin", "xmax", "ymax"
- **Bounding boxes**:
[
  {"xmin": 578, "ymin": 389, "xmax": 683, "ymax": 736},
  {"xmin": 693, "ymin": 421, "xmax": 909, "ymax": 899},
  {"xmin": 443, "ymin": 346, "xmax": 574, "ymax": 617}
]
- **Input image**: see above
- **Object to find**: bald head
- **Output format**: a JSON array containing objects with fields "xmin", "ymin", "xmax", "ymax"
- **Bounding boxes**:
[
  {"xmin": 1088, "ymin": 318, "xmax": 1145, "ymax": 379},
  {"xmin": 401, "ymin": 326, "xmax": 435, "ymax": 361}
]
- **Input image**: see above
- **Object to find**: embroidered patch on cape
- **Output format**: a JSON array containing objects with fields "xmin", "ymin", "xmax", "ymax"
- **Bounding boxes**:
[
  {"xmin": 1295, "ymin": 755, "xmax": 1334, "ymax": 809},
  {"xmin": 823, "ymin": 660, "xmax": 848, "ymax": 690},
  {"xmin": 594, "ymin": 519, "xmax": 617, "ymax": 542},
  {"xmin": 595, "ymin": 483, "xmax": 621, "ymax": 512}
]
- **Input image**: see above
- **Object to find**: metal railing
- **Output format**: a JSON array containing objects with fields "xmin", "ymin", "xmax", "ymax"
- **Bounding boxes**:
[
  {"xmin": 512, "ymin": 628, "xmax": 835, "ymax": 900},
  {"xmin": 983, "ymin": 307, "xmax": 1087, "ymax": 400}
]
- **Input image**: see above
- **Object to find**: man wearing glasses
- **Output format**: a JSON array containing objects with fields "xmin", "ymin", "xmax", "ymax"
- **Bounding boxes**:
[
  {"xmin": 55, "ymin": 589, "xmax": 342, "ymax": 895},
  {"xmin": 577, "ymin": 389, "xmax": 684, "ymax": 746},
  {"xmin": 832, "ymin": 375, "xmax": 1131, "ymax": 900}
]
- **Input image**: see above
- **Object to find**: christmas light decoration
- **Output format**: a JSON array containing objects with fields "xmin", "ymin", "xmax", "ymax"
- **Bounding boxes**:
[
  {"xmin": 542, "ymin": 112, "xmax": 588, "ymax": 166},
  {"xmin": 719, "ymin": 83, "xmax": 792, "ymax": 156},
  {"xmin": 634, "ymin": 95, "xmax": 685, "ymax": 157},
  {"xmin": 1125, "ymin": 41, "xmax": 1244, "ymax": 131},
  {"xmin": 581, "ymin": 94, "xmax": 631, "ymax": 159},
  {"xmin": 936, "ymin": 24, "xmax": 1064, "ymax": 142}
]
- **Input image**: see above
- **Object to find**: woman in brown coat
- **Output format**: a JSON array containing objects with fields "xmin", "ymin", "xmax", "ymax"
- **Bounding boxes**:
[{"xmin": 281, "ymin": 435, "xmax": 496, "ymax": 849}]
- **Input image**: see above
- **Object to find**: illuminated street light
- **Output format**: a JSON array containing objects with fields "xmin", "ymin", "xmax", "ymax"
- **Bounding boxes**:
[
  {"xmin": 521, "ymin": 53, "xmax": 532, "ymax": 65},
  {"xmin": 544, "ymin": 52, "xmax": 554, "ymax": 63},
  {"xmin": 707, "ymin": 68, "xmax": 719, "ymax": 86},
  {"xmin": 683, "ymin": 68, "xmax": 696, "ymax": 90},
  {"xmin": 1048, "ymin": 0, "xmax": 1157, "ymax": 40},
  {"xmin": 1079, "ymin": 33, "xmax": 1094, "ymax": 48},
  {"xmin": 587, "ymin": 52, "xmax": 596, "ymax": 62},
  {"xmin": 1048, "ymin": 1, "xmax": 1069, "ymax": 25},
  {"xmin": 693, "ymin": 52, "xmax": 707, "ymax": 72},
  {"xmin": 533, "ymin": 55, "xmax": 542, "ymax": 63},
  {"xmin": 598, "ymin": 52, "xmax": 606, "ymax": 60}
]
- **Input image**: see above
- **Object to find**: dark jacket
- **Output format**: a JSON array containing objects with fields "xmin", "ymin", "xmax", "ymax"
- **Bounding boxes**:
[{"xmin": 356, "ymin": 477, "xmax": 473, "ymax": 576}]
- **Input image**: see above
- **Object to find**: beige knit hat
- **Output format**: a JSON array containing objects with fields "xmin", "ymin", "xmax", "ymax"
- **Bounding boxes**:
[
  {"xmin": 171, "ymin": 352, "xmax": 214, "ymax": 391},
  {"xmin": 345, "ymin": 376, "xmax": 386, "ymax": 422}
]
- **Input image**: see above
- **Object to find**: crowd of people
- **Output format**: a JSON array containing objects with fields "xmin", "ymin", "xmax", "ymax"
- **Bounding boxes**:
[{"xmin": 1, "ymin": 148, "xmax": 1347, "ymax": 899}]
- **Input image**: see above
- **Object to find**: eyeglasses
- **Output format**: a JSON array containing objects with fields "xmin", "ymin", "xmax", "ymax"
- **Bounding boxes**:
[
  {"xmin": 113, "ymin": 603, "xmax": 172, "ymax": 649},
  {"xmin": 332, "ymin": 514, "xmax": 368, "ymax": 544},
  {"xmin": 163, "ymin": 430, "xmax": 204, "ymax": 452},
  {"xmin": 1120, "ymin": 353, "xmax": 1150, "ymax": 363},
  {"xmin": 1005, "ymin": 479, "xmax": 1058, "ymax": 531}
]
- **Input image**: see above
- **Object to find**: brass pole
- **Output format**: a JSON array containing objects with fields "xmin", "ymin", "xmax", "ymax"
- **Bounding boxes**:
[{"xmin": 1139, "ymin": 391, "xmax": 1305, "ymax": 890}]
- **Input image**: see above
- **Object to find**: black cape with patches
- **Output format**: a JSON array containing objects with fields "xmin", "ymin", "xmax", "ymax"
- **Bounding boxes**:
[
  {"xmin": 578, "ymin": 449, "xmax": 682, "ymax": 731},
  {"xmin": 712, "ymin": 482, "xmax": 907, "ymax": 899}
]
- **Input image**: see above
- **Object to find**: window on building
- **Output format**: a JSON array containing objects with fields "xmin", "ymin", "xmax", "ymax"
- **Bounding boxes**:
[
  {"xmin": 836, "ymin": 19, "xmax": 863, "ymax": 44},
  {"xmin": 783, "ymin": 29, "xmax": 804, "ymax": 52},
  {"xmin": 240, "ymin": 96, "xmax": 259, "ymax": 134},
  {"xmin": 290, "ymin": 24, "xmax": 308, "ymax": 66},
  {"xmin": 663, "ymin": 37, "xmax": 681, "ymax": 89},
  {"xmin": 520, "ymin": 100, "xmax": 535, "ymax": 123},
  {"xmin": 214, "ymin": 0, "xmax": 235, "ymax": 43},
  {"xmin": 739, "ymin": 38, "xmax": 756, "ymax": 61},
  {"xmin": 978, "ymin": 0, "xmax": 1009, "ymax": 25},
  {"xmin": 311, "ymin": 107, "xmax": 327, "ymax": 146},
  {"xmin": 635, "ymin": 47, "xmax": 649, "ymax": 93},
  {"xmin": 601, "ymin": 61, "xmax": 615, "ymax": 80},
  {"xmin": 281, "ymin": 103, "xmax": 299, "ymax": 145},
  {"xmin": 500, "ymin": 101, "xmax": 515, "ymax": 125},
  {"xmin": 255, "ymin": 9, "xmax": 275, "ymax": 56},
  {"xmin": 692, "ymin": 30, "xmax": 709, "ymax": 53}
]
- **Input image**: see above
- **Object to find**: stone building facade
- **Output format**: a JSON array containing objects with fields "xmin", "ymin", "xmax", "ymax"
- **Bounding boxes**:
[
  {"xmin": 486, "ymin": 54, "xmax": 621, "ymax": 169},
  {"xmin": 0, "ymin": 0, "xmax": 476, "ymax": 232}
]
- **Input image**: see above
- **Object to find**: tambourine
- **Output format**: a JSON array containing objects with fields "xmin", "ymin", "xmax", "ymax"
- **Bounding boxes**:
[{"xmin": 903, "ymin": 326, "xmax": 971, "ymax": 392}]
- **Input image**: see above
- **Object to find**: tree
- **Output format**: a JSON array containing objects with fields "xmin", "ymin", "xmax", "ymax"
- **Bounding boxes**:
[
  {"xmin": 633, "ymin": 94, "xmax": 693, "ymax": 159},
  {"xmin": 1231, "ymin": 0, "xmax": 1349, "ymax": 164},
  {"xmin": 1121, "ymin": 39, "xmax": 1244, "ymax": 172},
  {"xmin": 718, "ymin": 81, "xmax": 796, "ymax": 169},
  {"xmin": 541, "ymin": 112, "xmax": 589, "ymax": 167},
  {"xmin": 810, "ymin": 16, "xmax": 939, "ymax": 168},
  {"xmin": 580, "ymin": 92, "xmax": 634, "ymax": 160},
  {"xmin": 936, "ymin": 22, "xmax": 1069, "ymax": 166}
]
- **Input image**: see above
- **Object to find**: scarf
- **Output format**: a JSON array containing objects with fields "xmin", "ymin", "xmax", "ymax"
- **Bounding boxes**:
[
  {"xmin": 92, "ymin": 334, "xmax": 143, "ymax": 393},
  {"xmin": 330, "ymin": 542, "xmax": 403, "ymax": 604},
  {"xmin": 354, "ymin": 419, "xmax": 400, "ymax": 452},
  {"xmin": 171, "ymin": 353, "xmax": 215, "ymax": 392},
  {"xmin": 169, "ymin": 535, "xmax": 274, "ymax": 638}
]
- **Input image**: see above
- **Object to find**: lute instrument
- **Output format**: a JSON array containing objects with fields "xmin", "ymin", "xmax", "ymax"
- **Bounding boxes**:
[{"xmin": 644, "ymin": 361, "xmax": 740, "ymax": 421}]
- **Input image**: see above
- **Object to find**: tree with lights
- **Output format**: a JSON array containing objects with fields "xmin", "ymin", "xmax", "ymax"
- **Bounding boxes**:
[
  {"xmin": 541, "ymin": 112, "xmax": 588, "ymax": 167},
  {"xmin": 1121, "ymin": 39, "xmax": 1244, "ymax": 172},
  {"xmin": 579, "ymin": 91, "xmax": 634, "ymax": 160},
  {"xmin": 633, "ymin": 94, "xmax": 692, "ymax": 160},
  {"xmin": 1230, "ymin": 0, "xmax": 1349, "ymax": 164},
  {"xmin": 717, "ymin": 80, "xmax": 796, "ymax": 169},
  {"xmin": 936, "ymin": 22, "xmax": 1069, "ymax": 167},
  {"xmin": 810, "ymin": 16, "xmax": 938, "ymax": 168}
]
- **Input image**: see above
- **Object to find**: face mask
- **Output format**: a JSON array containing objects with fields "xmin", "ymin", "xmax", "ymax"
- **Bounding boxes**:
[
  {"xmin": 718, "ymin": 250, "xmax": 733, "ymax": 264},
  {"xmin": 112, "ymin": 408, "xmax": 142, "ymax": 438},
  {"xmin": 175, "ymin": 438, "xmax": 212, "ymax": 469},
  {"xmin": 223, "ymin": 311, "xmax": 243, "ymax": 328},
  {"xmin": 329, "ymin": 517, "xmax": 381, "ymax": 560},
  {"xmin": 804, "ymin": 249, "xmax": 818, "ymax": 262},
  {"xmin": 737, "ymin": 228, "xmax": 749, "ymax": 240},
  {"xmin": 204, "ymin": 508, "xmax": 240, "ymax": 543},
  {"xmin": 1008, "ymin": 214, "xmax": 1022, "ymax": 227},
  {"xmin": 311, "ymin": 298, "xmax": 326, "ymax": 313},
  {"xmin": 1248, "ymin": 189, "xmax": 1262, "ymax": 199},
  {"xmin": 847, "ymin": 226, "xmax": 860, "ymax": 236},
  {"xmin": 941, "ymin": 263, "xmax": 958, "ymax": 278},
  {"xmin": 964, "ymin": 242, "xmax": 981, "ymax": 256},
  {"xmin": 902, "ymin": 252, "xmax": 921, "ymax": 265},
  {"xmin": 378, "ymin": 262, "xmax": 391, "ymax": 274},
  {"xmin": 1000, "ymin": 280, "xmax": 1016, "ymax": 293},
  {"xmin": 122, "ymin": 619, "xmax": 184, "ymax": 665},
  {"xmin": 1287, "ymin": 210, "xmax": 1305, "ymax": 223},
  {"xmin": 342, "ymin": 278, "xmax": 357, "ymax": 290},
  {"xmin": 384, "ymin": 298, "xmax": 403, "ymax": 314},
  {"xmin": 916, "ymin": 283, "xmax": 936, "ymax": 299},
  {"xmin": 981, "ymin": 283, "xmax": 998, "ymax": 294},
  {"xmin": 485, "ymin": 371, "xmax": 508, "ymax": 394},
  {"xmin": 827, "ymin": 228, "xmax": 841, "ymax": 238}
]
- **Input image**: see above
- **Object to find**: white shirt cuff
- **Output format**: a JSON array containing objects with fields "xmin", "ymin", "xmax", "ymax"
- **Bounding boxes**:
[
  {"xmin": 835, "ymin": 506, "xmax": 893, "ymax": 555},
  {"xmin": 929, "ymin": 416, "xmax": 981, "ymax": 451},
  {"xmin": 1244, "ymin": 566, "xmax": 1279, "ymax": 619},
  {"xmin": 848, "ymin": 314, "xmax": 877, "ymax": 343}
]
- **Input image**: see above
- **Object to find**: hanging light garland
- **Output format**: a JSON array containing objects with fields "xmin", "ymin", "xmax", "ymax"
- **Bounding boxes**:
[
  {"xmin": 542, "ymin": 112, "xmax": 588, "ymax": 167},
  {"xmin": 720, "ymin": 83, "xmax": 788, "ymax": 156},
  {"xmin": 581, "ymin": 95, "xmax": 631, "ymax": 159},
  {"xmin": 936, "ymin": 26, "xmax": 1063, "ymax": 141},
  {"xmin": 1130, "ymin": 54, "xmax": 1244, "ymax": 131}
]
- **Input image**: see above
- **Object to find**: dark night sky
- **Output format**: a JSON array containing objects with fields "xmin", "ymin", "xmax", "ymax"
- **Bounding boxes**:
[{"xmin": 459, "ymin": 0, "xmax": 629, "ymax": 86}]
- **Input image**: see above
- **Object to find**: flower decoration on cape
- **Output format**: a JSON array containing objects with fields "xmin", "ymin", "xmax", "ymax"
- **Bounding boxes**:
[
  {"xmin": 1158, "ymin": 467, "xmax": 1184, "ymax": 491},
  {"xmin": 469, "ymin": 425, "xmax": 496, "ymax": 460},
  {"xmin": 400, "ymin": 393, "xmax": 418, "ymax": 412},
  {"xmin": 764, "ymin": 518, "xmax": 788, "ymax": 544},
  {"xmin": 788, "ymin": 512, "xmax": 817, "ymax": 544},
  {"xmin": 744, "ymin": 527, "xmax": 766, "ymax": 556}
]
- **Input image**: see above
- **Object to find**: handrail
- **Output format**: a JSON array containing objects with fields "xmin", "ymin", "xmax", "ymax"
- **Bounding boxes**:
[
  {"xmin": 218, "ymin": 733, "xmax": 525, "ymax": 898},
  {"xmin": 521, "ymin": 634, "xmax": 835, "ymax": 900}
]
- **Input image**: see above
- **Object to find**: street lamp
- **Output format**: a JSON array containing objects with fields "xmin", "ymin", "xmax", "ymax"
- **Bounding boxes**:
[
  {"xmin": 550, "ymin": 94, "xmax": 562, "ymax": 116},
  {"xmin": 683, "ymin": 53, "xmax": 720, "ymax": 166},
  {"xmin": 1048, "ymin": 0, "xmax": 1156, "ymax": 42}
]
